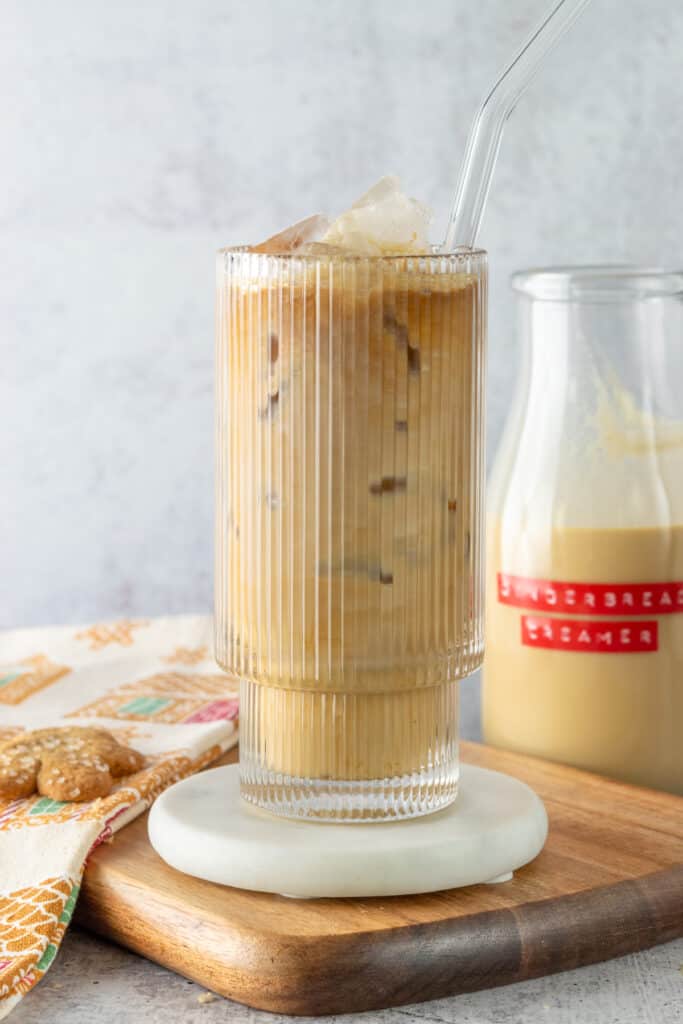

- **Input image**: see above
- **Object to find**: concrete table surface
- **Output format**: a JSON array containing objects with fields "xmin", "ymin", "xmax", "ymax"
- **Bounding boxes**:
[{"xmin": 9, "ymin": 676, "xmax": 683, "ymax": 1023}]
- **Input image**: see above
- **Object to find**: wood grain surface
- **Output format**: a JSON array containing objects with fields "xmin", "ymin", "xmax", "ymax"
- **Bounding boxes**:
[{"xmin": 76, "ymin": 742, "xmax": 683, "ymax": 1016}]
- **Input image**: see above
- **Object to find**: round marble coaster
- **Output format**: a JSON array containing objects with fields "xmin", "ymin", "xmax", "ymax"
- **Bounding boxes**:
[{"xmin": 148, "ymin": 764, "xmax": 547, "ymax": 898}]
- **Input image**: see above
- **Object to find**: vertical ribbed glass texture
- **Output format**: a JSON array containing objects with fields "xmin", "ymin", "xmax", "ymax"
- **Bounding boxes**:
[{"xmin": 216, "ymin": 249, "xmax": 487, "ymax": 820}]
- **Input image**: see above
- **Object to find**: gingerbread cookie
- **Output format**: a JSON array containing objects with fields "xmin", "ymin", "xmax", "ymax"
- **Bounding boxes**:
[{"xmin": 0, "ymin": 726, "xmax": 145, "ymax": 802}]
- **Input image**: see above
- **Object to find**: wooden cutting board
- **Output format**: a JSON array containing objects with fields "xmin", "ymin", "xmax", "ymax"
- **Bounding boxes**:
[{"xmin": 75, "ymin": 742, "xmax": 683, "ymax": 1015}]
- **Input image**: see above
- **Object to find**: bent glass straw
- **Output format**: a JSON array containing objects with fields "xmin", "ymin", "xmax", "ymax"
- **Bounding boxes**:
[{"xmin": 443, "ymin": 0, "xmax": 593, "ymax": 252}]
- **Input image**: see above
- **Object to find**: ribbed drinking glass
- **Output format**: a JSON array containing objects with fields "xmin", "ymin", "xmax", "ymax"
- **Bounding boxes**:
[{"xmin": 216, "ymin": 249, "xmax": 487, "ymax": 820}]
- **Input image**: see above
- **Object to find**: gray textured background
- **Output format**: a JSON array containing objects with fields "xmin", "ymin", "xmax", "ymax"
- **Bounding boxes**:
[
  {"xmin": 3, "ymin": 7, "xmax": 683, "ymax": 1019},
  {"xmin": 3, "ymin": 0, "xmax": 683, "ymax": 630}
]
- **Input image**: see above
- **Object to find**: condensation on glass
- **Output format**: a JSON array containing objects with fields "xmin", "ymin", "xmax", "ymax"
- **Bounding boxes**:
[{"xmin": 216, "ymin": 249, "xmax": 488, "ymax": 820}]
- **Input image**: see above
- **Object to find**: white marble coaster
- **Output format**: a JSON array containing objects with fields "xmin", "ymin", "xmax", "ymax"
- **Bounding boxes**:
[
  {"xmin": 149, "ymin": 765, "xmax": 548, "ymax": 901},
  {"xmin": 148, "ymin": 764, "xmax": 547, "ymax": 898}
]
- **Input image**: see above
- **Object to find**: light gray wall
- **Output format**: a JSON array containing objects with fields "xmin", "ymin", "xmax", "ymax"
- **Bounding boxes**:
[{"xmin": 3, "ymin": 0, "xmax": 683, "ymax": 629}]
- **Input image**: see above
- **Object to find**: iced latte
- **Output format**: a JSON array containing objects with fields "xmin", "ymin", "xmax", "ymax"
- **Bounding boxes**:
[{"xmin": 216, "ymin": 181, "xmax": 487, "ymax": 819}]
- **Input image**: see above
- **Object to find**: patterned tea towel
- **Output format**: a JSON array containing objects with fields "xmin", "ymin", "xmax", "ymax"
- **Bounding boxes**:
[{"xmin": 0, "ymin": 614, "xmax": 238, "ymax": 1019}]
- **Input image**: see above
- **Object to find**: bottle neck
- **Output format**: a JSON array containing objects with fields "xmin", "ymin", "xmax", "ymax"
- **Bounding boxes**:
[
  {"xmin": 490, "ymin": 294, "xmax": 683, "ymax": 532},
  {"xmin": 522, "ymin": 294, "xmax": 680, "ymax": 425}
]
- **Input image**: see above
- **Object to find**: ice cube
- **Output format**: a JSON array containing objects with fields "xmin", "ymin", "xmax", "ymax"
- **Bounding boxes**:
[
  {"xmin": 249, "ymin": 178, "xmax": 432, "ymax": 258},
  {"xmin": 251, "ymin": 214, "xmax": 331, "ymax": 254},
  {"xmin": 351, "ymin": 175, "xmax": 404, "ymax": 210},
  {"xmin": 322, "ymin": 177, "xmax": 432, "ymax": 255}
]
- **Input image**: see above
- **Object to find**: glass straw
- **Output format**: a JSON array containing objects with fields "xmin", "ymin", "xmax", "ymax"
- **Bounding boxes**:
[{"xmin": 443, "ymin": 0, "xmax": 593, "ymax": 252}]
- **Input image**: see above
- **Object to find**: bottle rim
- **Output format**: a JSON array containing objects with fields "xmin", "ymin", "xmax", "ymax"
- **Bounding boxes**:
[{"xmin": 511, "ymin": 265, "xmax": 683, "ymax": 302}]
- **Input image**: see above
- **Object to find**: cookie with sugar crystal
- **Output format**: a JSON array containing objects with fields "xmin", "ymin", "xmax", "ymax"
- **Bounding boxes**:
[{"xmin": 0, "ymin": 726, "xmax": 145, "ymax": 802}]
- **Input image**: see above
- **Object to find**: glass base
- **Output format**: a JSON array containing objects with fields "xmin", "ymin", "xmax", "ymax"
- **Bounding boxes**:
[
  {"xmin": 238, "ymin": 678, "xmax": 459, "ymax": 822},
  {"xmin": 240, "ymin": 764, "xmax": 459, "ymax": 822}
]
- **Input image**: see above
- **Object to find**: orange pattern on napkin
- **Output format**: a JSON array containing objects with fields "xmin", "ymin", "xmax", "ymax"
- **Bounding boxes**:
[{"xmin": 0, "ymin": 615, "xmax": 238, "ymax": 1019}]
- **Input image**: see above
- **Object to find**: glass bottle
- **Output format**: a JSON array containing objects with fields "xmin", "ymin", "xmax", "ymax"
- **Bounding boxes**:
[{"xmin": 484, "ymin": 267, "xmax": 683, "ymax": 795}]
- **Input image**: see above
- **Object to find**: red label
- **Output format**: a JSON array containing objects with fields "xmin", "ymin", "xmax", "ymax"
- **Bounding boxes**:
[
  {"xmin": 498, "ymin": 573, "xmax": 683, "ymax": 616},
  {"xmin": 521, "ymin": 615, "xmax": 658, "ymax": 653}
]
